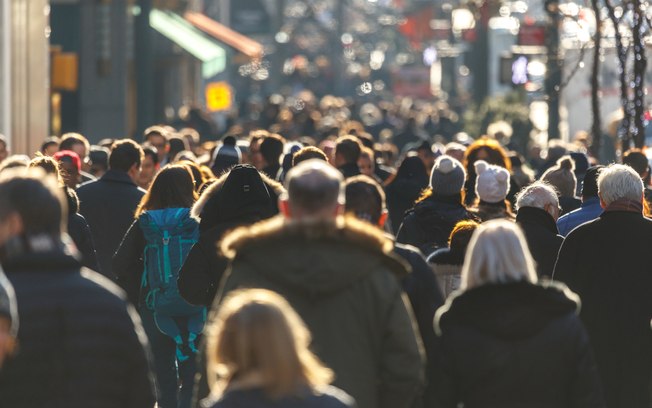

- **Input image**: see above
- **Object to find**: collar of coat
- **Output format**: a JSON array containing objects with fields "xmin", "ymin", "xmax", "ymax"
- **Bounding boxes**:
[
  {"xmin": 221, "ymin": 214, "xmax": 395, "ymax": 260},
  {"xmin": 515, "ymin": 206, "xmax": 559, "ymax": 234}
]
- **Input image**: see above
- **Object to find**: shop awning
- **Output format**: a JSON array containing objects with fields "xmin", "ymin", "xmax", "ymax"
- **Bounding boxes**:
[
  {"xmin": 184, "ymin": 12, "xmax": 264, "ymax": 60},
  {"xmin": 150, "ymin": 9, "xmax": 227, "ymax": 78}
]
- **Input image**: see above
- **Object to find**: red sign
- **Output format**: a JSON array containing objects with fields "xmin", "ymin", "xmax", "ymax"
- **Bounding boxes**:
[{"xmin": 518, "ymin": 24, "xmax": 546, "ymax": 46}]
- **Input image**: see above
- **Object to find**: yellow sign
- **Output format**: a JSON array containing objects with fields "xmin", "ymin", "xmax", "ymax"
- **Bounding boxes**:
[{"xmin": 205, "ymin": 82, "xmax": 232, "ymax": 112}]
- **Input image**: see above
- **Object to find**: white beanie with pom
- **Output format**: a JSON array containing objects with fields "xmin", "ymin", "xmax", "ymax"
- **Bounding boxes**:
[{"xmin": 474, "ymin": 160, "xmax": 510, "ymax": 203}]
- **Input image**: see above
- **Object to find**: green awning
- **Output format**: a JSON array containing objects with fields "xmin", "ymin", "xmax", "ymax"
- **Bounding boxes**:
[{"xmin": 150, "ymin": 9, "xmax": 227, "ymax": 78}]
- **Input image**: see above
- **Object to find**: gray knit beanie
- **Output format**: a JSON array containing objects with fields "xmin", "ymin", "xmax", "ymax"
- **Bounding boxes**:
[{"xmin": 429, "ymin": 155, "xmax": 466, "ymax": 196}]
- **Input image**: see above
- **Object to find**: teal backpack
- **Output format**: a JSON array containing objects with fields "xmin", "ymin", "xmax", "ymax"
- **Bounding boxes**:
[{"xmin": 139, "ymin": 208, "xmax": 205, "ymax": 361}]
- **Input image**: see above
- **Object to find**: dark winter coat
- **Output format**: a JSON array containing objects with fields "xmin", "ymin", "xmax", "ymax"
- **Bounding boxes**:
[
  {"xmin": 432, "ymin": 281, "xmax": 605, "ymax": 408},
  {"xmin": 515, "ymin": 206, "xmax": 564, "ymax": 278},
  {"xmin": 553, "ymin": 210, "xmax": 652, "ymax": 408},
  {"xmin": 385, "ymin": 157, "xmax": 429, "ymax": 234},
  {"xmin": 212, "ymin": 216, "xmax": 424, "ymax": 408},
  {"xmin": 0, "ymin": 244, "xmax": 155, "ymax": 408},
  {"xmin": 178, "ymin": 166, "xmax": 283, "ymax": 307},
  {"xmin": 201, "ymin": 386, "xmax": 355, "ymax": 408},
  {"xmin": 338, "ymin": 162, "xmax": 362, "ymax": 179},
  {"xmin": 64, "ymin": 187, "xmax": 100, "ymax": 272},
  {"xmin": 397, "ymin": 194, "xmax": 475, "ymax": 255},
  {"xmin": 77, "ymin": 170, "xmax": 146, "ymax": 278},
  {"xmin": 394, "ymin": 243, "xmax": 444, "ymax": 408}
]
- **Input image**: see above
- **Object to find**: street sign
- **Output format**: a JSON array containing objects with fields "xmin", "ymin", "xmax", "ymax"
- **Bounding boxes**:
[{"xmin": 205, "ymin": 82, "xmax": 232, "ymax": 112}]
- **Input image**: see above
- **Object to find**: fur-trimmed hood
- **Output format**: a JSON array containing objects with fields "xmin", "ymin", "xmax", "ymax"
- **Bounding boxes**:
[
  {"xmin": 221, "ymin": 215, "xmax": 409, "ymax": 296},
  {"xmin": 191, "ymin": 165, "xmax": 285, "ymax": 231},
  {"xmin": 434, "ymin": 280, "xmax": 580, "ymax": 339}
]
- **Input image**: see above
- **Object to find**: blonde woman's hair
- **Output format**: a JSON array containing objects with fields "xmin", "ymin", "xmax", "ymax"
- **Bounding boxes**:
[
  {"xmin": 460, "ymin": 219, "xmax": 537, "ymax": 290},
  {"xmin": 206, "ymin": 289, "xmax": 334, "ymax": 398}
]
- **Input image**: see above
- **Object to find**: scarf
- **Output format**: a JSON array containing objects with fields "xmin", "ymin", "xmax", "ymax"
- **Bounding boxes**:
[{"xmin": 603, "ymin": 198, "xmax": 643, "ymax": 214}]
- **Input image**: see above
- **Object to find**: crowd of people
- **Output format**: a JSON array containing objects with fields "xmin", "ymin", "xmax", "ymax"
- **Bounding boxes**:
[{"xmin": 0, "ymin": 94, "xmax": 649, "ymax": 408}]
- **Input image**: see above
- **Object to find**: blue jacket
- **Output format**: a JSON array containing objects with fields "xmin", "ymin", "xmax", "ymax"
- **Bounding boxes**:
[{"xmin": 556, "ymin": 197, "xmax": 603, "ymax": 236}]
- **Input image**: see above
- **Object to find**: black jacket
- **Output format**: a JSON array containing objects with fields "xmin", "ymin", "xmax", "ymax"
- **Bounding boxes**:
[
  {"xmin": 433, "ymin": 281, "xmax": 605, "ymax": 408},
  {"xmin": 515, "ymin": 206, "xmax": 564, "ymax": 278},
  {"xmin": 178, "ymin": 166, "xmax": 283, "ymax": 307},
  {"xmin": 77, "ymin": 170, "xmax": 146, "ymax": 278},
  {"xmin": 397, "ymin": 194, "xmax": 475, "ymax": 255},
  {"xmin": 64, "ymin": 187, "xmax": 100, "ymax": 272},
  {"xmin": 0, "ymin": 243, "xmax": 155, "ymax": 408},
  {"xmin": 553, "ymin": 211, "xmax": 652, "ymax": 408},
  {"xmin": 394, "ymin": 243, "xmax": 444, "ymax": 408},
  {"xmin": 338, "ymin": 162, "xmax": 361, "ymax": 179},
  {"xmin": 385, "ymin": 157, "xmax": 428, "ymax": 234}
]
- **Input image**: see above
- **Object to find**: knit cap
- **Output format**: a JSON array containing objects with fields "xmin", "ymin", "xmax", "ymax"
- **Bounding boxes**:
[
  {"xmin": 542, "ymin": 156, "xmax": 577, "ymax": 197},
  {"xmin": 474, "ymin": 160, "xmax": 510, "ymax": 203},
  {"xmin": 429, "ymin": 155, "xmax": 466, "ymax": 196}
]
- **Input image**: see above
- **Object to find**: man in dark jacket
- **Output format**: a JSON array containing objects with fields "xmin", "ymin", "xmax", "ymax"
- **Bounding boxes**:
[
  {"xmin": 333, "ymin": 135, "xmax": 363, "ymax": 179},
  {"xmin": 554, "ymin": 164, "xmax": 652, "ymax": 408},
  {"xmin": 0, "ymin": 169, "xmax": 155, "ymax": 407},
  {"xmin": 77, "ymin": 139, "xmax": 146, "ymax": 278},
  {"xmin": 557, "ymin": 165, "xmax": 604, "ymax": 236},
  {"xmin": 515, "ymin": 181, "xmax": 564, "ymax": 278},
  {"xmin": 211, "ymin": 160, "xmax": 424, "ymax": 408},
  {"xmin": 344, "ymin": 175, "xmax": 444, "ymax": 407}
]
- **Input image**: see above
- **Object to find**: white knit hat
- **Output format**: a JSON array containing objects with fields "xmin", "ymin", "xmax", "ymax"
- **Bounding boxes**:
[{"xmin": 474, "ymin": 160, "xmax": 510, "ymax": 203}]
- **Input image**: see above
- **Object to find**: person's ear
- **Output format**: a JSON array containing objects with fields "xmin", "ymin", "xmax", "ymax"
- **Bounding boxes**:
[
  {"xmin": 378, "ymin": 210, "xmax": 388, "ymax": 228},
  {"xmin": 334, "ymin": 203, "xmax": 344, "ymax": 216},
  {"xmin": 599, "ymin": 193, "xmax": 607, "ymax": 209},
  {"xmin": 279, "ymin": 197, "xmax": 291, "ymax": 218},
  {"xmin": 0, "ymin": 212, "xmax": 23, "ymax": 247}
]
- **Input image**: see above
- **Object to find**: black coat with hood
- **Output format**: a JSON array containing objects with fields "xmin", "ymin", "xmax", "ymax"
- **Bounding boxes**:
[
  {"xmin": 432, "ymin": 281, "xmax": 605, "ymax": 408},
  {"xmin": 178, "ymin": 165, "xmax": 284, "ymax": 307},
  {"xmin": 0, "ymin": 237, "xmax": 155, "ymax": 408},
  {"xmin": 397, "ymin": 193, "xmax": 475, "ymax": 255},
  {"xmin": 515, "ymin": 206, "xmax": 564, "ymax": 278},
  {"xmin": 209, "ymin": 216, "xmax": 425, "ymax": 408}
]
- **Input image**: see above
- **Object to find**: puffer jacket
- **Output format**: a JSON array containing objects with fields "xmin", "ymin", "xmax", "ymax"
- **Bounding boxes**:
[
  {"xmin": 432, "ymin": 281, "xmax": 605, "ymax": 408},
  {"xmin": 0, "ymin": 241, "xmax": 155, "ymax": 408},
  {"xmin": 205, "ymin": 216, "xmax": 424, "ymax": 408}
]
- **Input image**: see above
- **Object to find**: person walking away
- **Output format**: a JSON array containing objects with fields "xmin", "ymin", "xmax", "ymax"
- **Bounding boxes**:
[
  {"xmin": 468, "ymin": 160, "xmax": 515, "ymax": 222},
  {"xmin": 514, "ymin": 182, "xmax": 564, "ymax": 278},
  {"xmin": 77, "ymin": 139, "xmax": 146, "ymax": 278},
  {"xmin": 553, "ymin": 164, "xmax": 652, "ymax": 408},
  {"xmin": 0, "ymin": 168, "xmax": 155, "ymax": 406},
  {"xmin": 433, "ymin": 220, "xmax": 604, "ymax": 407},
  {"xmin": 207, "ymin": 160, "xmax": 424, "ymax": 408},
  {"xmin": 557, "ymin": 165, "xmax": 604, "ymax": 236},
  {"xmin": 114, "ymin": 164, "xmax": 204, "ymax": 408}
]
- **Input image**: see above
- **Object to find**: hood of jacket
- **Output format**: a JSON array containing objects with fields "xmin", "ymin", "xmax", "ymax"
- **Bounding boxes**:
[
  {"xmin": 192, "ymin": 165, "xmax": 285, "ymax": 231},
  {"xmin": 435, "ymin": 280, "xmax": 579, "ymax": 339},
  {"xmin": 221, "ymin": 215, "xmax": 409, "ymax": 297}
]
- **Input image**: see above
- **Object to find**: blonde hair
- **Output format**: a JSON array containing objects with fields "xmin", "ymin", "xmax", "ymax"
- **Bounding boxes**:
[
  {"xmin": 206, "ymin": 289, "xmax": 333, "ymax": 398},
  {"xmin": 461, "ymin": 220, "xmax": 537, "ymax": 290}
]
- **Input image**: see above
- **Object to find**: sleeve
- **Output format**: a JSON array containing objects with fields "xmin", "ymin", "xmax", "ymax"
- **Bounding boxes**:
[
  {"xmin": 378, "ymin": 290, "xmax": 426, "ymax": 408},
  {"xmin": 178, "ymin": 242, "xmax": 215, "ymax": 307},
  {"xmin": 123, "ymin": 303, "xmax": 157, "ymax": 408},
  {"xmin": 112, "ymin": 220, "xmax": 145, "ymax": 305},
  {"xmin": 76, "ymin": 214, "xmax": 101, "ymax": 273},
  {"xmin": 396, "ymin": 214, "xmax": 421, "ymax": 248}
]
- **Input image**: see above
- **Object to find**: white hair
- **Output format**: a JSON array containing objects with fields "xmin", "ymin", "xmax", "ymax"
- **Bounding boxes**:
[
  {"xmin": 598, "ymin": 164, "xmax": 644, "ymax": 205},
  {"xmin": 515, "ymin": 181, "xmax": 559, "ymax": 211},
  {"xmin": 461, "ymin": 220, "xmax": 537, "ymax": 290}
]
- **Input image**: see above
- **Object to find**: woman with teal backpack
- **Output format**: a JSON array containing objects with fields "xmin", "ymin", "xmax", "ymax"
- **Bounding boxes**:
[{"xmin": 114, "ymin": 164, "xmax": 204, "ymax": 408}]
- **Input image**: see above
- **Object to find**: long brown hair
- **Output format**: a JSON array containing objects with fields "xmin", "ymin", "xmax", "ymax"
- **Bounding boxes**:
[{"xmin": 135, "ymin": 164, "xmax": 197, "ymax": 217}]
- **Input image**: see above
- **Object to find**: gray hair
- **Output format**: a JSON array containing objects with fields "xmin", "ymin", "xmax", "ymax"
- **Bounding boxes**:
[
  {"xmin": 461, "ymin": 219, "xmax": 537, "ymax": 290},
  {"xmin": 598, "ymin": 164, "xmax": 644, "ymax": 205},
  {"xmin": 515, "ymin": 181, "xmax": 559, "ymax": 211},
  {"xmin": 284, "ymin": 159, "xmax": 344, "ymax": 215}
]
